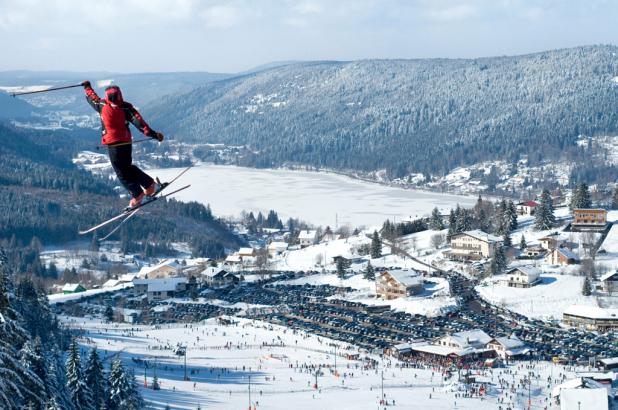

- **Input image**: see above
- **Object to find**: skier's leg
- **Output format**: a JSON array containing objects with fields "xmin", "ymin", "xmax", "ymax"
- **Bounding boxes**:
[
  {"xmin": 129, "ymin": 164, "xmax": 155, "ymax": 190},
  {"xmin": 108, "ymin": 144, "xmax": 144, "ymax": 199}
]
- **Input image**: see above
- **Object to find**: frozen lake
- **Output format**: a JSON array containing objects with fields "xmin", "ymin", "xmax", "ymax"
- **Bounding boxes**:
[{"xmin": 152, "ymin": 165, "xmax": 477, "ymax": 227}]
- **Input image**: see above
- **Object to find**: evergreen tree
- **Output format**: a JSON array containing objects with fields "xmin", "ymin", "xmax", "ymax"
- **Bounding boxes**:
[
  {"xmin": 370, "ymin": 231, "xmax": 382, "ymax": 259},
  {"xmin": 363, "ymin": 261, "xmax": 375, "ymax": 281},
  {"xmin": 535, "ymin": 189, "xmax": 555, "ymax": 230},
  {"xmin": 493, "ymin": 199, "xmax": 508, "ymax": 235},
  {"xmin": 336, "ymin": 258, "xmax": 346, "ymax": 279},
  {"xmin": 85, "ymin": 348, "xmax": 106, "ymax": 409},
  {"xmin": 519, "ymin": 234, "xmax": 527, "ymax": 250},
  {"xmin": 506, "ymin": 200, "xmax": 518, "ymax": 231},
  {"xmin": 107, "ymin": 359, "xmax": 142, "ymax": 410},
  {"xmin": 429, "ymin": 207, "xmax": 444, "ymax": 230},
  {"xmin": 570, "ymin": 182, "xmax": 592, "ymax": 209},
  {"xmin": 105, "ymin": 305, "xmax": 114, "ymax": 322},
  {"xmin": 447, "ymin": 209, "xmax": 456, "ymax": 238},
  {"xmin": 490, "ymin": 245, "xmax": 507, "ymax": 275},
  {"xmin": 582, "ymin": 277, "xmax": 592, "ymax": 296},
  {"xmin": 66, "ymin": 338, "xmax": 93, "ymax": 410},
  {"xmin": 611, "ymin": 186, "xmax": 618, "ymax": 209},
  {"xmin": 503, "ymin": 231, "xmax": 512, "ymax": 248}
]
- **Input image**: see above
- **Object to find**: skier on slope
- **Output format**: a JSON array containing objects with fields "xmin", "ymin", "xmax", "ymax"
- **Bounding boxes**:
[{"xmin": 82, "ymin": 80, "xmax": 164, "ymax": 207}]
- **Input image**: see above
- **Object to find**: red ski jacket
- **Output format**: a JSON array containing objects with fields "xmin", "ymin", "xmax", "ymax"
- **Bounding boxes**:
[{"xmin": 84, "ymin": 85, "xmax": 157, "ymax": 145}]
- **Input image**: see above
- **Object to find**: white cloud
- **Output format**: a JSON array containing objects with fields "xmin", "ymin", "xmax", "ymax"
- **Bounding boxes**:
[
  {"xmin": 293, "ymin": 2, "xmax": 323, "ymax": 15},
  {"xmin": 424, "ymin": 4, "xmax": 479, "ymax": 22},
  {"xmin": 200, "ymin": 4, "xmax": 243, "ymax": 28}
]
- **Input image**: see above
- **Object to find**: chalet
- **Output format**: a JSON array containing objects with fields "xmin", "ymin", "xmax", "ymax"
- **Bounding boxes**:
[
  {"xmin": 545, "ymin": 247, "xmax": 580, "ymax": 266},
  {"xmin": 267, "ymin": 241, "xmax": 288, "ymax": 256},
  {"xmin": 486, "ymin": 336, "xmax": 531, "ymax": 360},
  {"xmin": 238, "ymin": 247, "xmax": 256, "ymax": 258},
  {"xmin": 551, "ymin": 378, "xmax": 610, "ymax": 410},
  {"xmin": 563, "ymin": 305, "xmax": 618, "ymax": 332},
  {"xmin": 522, "ymin": 245, "xmax": 545, "ymax": 258},
  {"xmin": 517, "ymin": 200, "xmax": 539, "ymax": 216},
  {"xmin": 506, "ymin": 266, "xmax": 541, "ymax": 288},
  {"xmin": 376, "ymin": 269, "xmax": 423, "ymax": 300},
  {"xmin": 224, "ymin": 254, "xmax": 242, "ymax": 265},
  {"xmin": 387, "ymin": 343, "xmax": 414, "ymax": 359},
  {"xmin": 138, "ymin": 259, "xmax": 184, "ymax": 279},
  {"xmin": 448, "ymin": 230, "xmax": 502, "ymax": 260},
  {"xmin": 298, "ymin": 230, "xmax": 318, "ymax": 247},
  {"xmin": 410, "ymin": 329, "xmax": 494, "ymax": 363},
  {"xmin": 62, "ymin": 283, "xmax": 86, "ymax": 294},
  {"xmin": 201, "ymin": 267, "xmax": 240, "ymax": 288},
  {"xmin": 102, "ymin": 279, "xmax": 120, "ymax": 288},
  {"xmin": 133, "ymin": 277, "xmax": 188, "ymax": 302},
  {"xmin": 539, "ymin": 234, "xmax": 563, "ymax": 250},
  {"xmin": 572, "ymin": 208, "xmax": 607, "ymax": 230},
  {"xmin": 600, "ymin": 271, "xmax": 618, "ymax": 294},
  {"xmin": 599, "ymin": 357, "xmax": 618, "ymax": 371}
]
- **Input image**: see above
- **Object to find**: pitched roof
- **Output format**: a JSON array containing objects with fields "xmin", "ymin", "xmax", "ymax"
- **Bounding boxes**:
[
  {"xmin": 507, "ymin": 266, "xmax": 541, "ymax": 281},
  {"xmin": 492, "ymin": 336, "xmax": 525, "ymax": 349},
  {"xmin": 564, "ymin": 305, "xmax": 618, "ymax": 320},
  {"xmin": 299, "ymin": 230, "xmax": 317, "ymax": 240},
  {"xmin": 382, "ymin": 270, "xmax": 422, "ymax": 287},
  {"xmin": 453, "ymin": 229, "xmax": 501, "ymax": 244},
  {"xmin": 62, "ymin": 283, "xmax": 84, "ymax": 292},
  {"xmin": 556, "ymin": 247, "xmax": 580, "ymax": 260},
  {"xmin": 449, "ymin": 329, "xmax": 492, "ymax": 348},
  {"xmin": 201, "ymin": 267, "xmax": 228, "ymax": 278},
  {"xmin": 518, "ymin": 200, "xmax": 539, "ymax": 207},
  {"xmin": 133, "ymin": 277, "xmax": 187, "ymax": 292},
  {"xmin": 600, "ymin": 271, "xmax": 618, "ymax": 282},
  {"xmin": 139, "ymin": 258, "xmax": 182, "ymax": 276}
]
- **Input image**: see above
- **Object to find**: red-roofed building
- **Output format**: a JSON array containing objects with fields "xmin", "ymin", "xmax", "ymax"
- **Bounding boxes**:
[{"xmin": 517, "ymin": 200, "xmax": 539, "ymax": 216}]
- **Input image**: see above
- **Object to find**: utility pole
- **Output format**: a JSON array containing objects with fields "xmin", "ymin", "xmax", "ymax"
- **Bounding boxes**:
[
  {"xmin": 381, "ymin": 370, "xmax": 385, "ymax": 405},
  {"xmin": 527, "ymin": 376, "xmax": 531, "ymax": 410},
  {"xmin": 184, "ymin": 349, "xmax": 188, "ymax": 381},
  {"xmin": 333, "ymin": 344, "xmax": 337, "ymax": 376},
  {"xmin": 248, "ymin": 375, "xmax": 252, "ymax": 410}
]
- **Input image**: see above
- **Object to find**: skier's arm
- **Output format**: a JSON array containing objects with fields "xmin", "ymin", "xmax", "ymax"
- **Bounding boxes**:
[
  {"xmin": 126, "ymin": 104, "xmax": 164, "ymax": 141},
  {"xmin": 82, "ymin": 81, "xmax": 103, "ymax": 114}
]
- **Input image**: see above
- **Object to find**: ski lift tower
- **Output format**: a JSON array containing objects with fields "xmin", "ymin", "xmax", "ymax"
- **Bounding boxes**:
[{"xmin": 174, "ymin": 343, "xmax": 189, "ymax": 381}]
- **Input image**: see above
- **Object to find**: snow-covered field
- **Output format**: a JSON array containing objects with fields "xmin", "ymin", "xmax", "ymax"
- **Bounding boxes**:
[
  {"xmin": 476, "ymin": 274, "xmax": 598, "ymax": 320},
  {"xmin": 150, "ymin": 164, "xmax": 477, "ymax": 227},
  {"xmin": 64, "ymin": 316, "xmax": 578, "ymax": 410}
]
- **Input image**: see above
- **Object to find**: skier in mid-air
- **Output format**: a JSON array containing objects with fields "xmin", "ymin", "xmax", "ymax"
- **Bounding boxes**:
[{"xmin": 81, "ymin": 80, "xmax": 164, "ymax": 207}]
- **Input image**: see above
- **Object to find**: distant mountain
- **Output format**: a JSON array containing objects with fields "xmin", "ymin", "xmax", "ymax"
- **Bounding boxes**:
[
  {"xmin": 147, "ymin": 45, "xmax": 618, "ymax": 179},
  {"xmin": 0, "ymin": 91, "xmax": 38, "ymax": 119},
  {"xmin": 0, "ymin": 70, "xmax": 233, "ymax": 114}
]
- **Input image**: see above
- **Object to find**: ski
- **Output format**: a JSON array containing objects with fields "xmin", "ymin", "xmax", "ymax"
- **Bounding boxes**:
[
  {"xmin": 78, "ymin": 184, "xmax": 190, "ymax": 235},
  {"xmin": 98, "ymin": 208, "xmax": 141, "ymax": 241},
  {"xmin": 79, "ymin": 163, "xmax": 195, "ymax": 236}
]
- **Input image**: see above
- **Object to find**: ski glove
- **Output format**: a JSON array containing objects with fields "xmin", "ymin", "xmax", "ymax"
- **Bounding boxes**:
[
  {"xmin": 154, "ymin": 132, "xmax": 164, "ymax": 142},
  {"xmin": 81, "ymin": 80, "xmax": 91, "ymax": 88}
]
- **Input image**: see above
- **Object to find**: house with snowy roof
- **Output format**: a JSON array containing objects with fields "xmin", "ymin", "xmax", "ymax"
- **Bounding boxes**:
[
  {"xmin": 551, "ymin": 377, "xmax": 610, "ymax": 410},
  {"xmin": 545, "ymin": 247, "xmax": 580, "ymax": 266},
  {"xmin": 133, "ymin": 277, "xmax": 188, "ymax": 301},
  {"xmin": 447, "ymin": 229, "xmax": 502, "ymax": 260},
  {"xmin": 563, "ymin": 304, "xmax": 618, "ymax": 332},
  {"xmin": 506, "ymin": 266, "xmax": 541, "ymax": 288},
  {"xmin": 62, "ymin": 283, "xmax": 86, "ymax": 294},
  {"xmin": 486, "ymin": 335, "xmax": 531, "ymax": 360},
  {"xmin": 267, "ymin": 241, "xmax": 288, "ymax": 256},
  {"xmin": 410, "ymin": 329, "xmax": 494, "ymax": 362},
  {"xmin": 200, "ymin": 267, "xmax": 240, "ymax": 288},
  {"xmin": 298, "ymin": 230, "xmax": 318, "ymax": 247},
  {"xmin": 600, "ymin": 271, "xmax": 618, "ymax": 294},
  {"xmin": 376, "ymin": 269, "xmax": 423, "ymax": 300},
  {"xmin": 516, "ymin": 200, "xmax": 539, "ymax": 216},
  {"xmin": 138, "ymin": 259, "xmax": 184, "ymax": 279}
]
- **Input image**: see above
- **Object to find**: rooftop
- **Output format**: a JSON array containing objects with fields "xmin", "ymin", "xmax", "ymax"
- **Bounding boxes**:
[{"xmin": 563, "ymin": 304, "xmax": 618, "ymax": 320}]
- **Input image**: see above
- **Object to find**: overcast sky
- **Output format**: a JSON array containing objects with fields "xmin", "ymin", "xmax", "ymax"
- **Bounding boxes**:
[{"xmin": 1, "ymin": 0, "xmax": 616, "ymax": 73}]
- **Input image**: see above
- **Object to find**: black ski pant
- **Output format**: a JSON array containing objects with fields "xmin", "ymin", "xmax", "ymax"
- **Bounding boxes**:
[{"xmin": 107, "ymin": 144, "xmax": 153, "ymax": 199}]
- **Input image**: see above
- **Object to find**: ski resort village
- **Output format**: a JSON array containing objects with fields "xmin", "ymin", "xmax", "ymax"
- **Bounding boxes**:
[{"xmin": 42, "ymin": 180, "xmax": 618, "ymax": 410}]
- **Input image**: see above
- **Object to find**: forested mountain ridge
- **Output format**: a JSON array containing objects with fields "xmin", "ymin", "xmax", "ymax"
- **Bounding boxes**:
[{"xmin": 148, "ymin": 45, "xmax": 618, "ymax": 179}]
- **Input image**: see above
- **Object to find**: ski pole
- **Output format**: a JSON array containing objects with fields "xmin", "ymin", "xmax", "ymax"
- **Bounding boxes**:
[
  {"xmin": 10, "ymin": 83, "xmax": 83, "ymax": 97},
  {"xmin": 95, "ymin": 138, "xmax": 154, "ymax": 150}
]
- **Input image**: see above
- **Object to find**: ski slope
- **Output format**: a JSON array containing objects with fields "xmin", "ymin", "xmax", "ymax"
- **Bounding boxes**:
[{"xmin": 63, "ymin": 316, "xmax": 574, "ymax": 410}]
